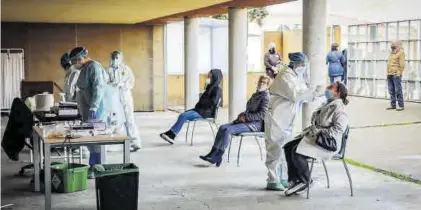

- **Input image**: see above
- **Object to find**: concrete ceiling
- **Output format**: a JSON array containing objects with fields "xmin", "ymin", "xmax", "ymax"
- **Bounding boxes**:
[{"xmin": 0, "ymin": 0, "xmax": 231, "ymax": 24}]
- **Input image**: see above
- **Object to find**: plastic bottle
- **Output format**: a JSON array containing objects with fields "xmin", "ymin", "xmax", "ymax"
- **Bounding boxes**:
[{"xmin": 110, "ymin": 112, "xmax": 117, "ymax": 133}]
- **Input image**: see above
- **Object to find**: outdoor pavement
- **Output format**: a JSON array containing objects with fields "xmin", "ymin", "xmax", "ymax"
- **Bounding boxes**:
[{"xmin": 1, "ymin": 96, "xmax": 421, "ymax": 209}]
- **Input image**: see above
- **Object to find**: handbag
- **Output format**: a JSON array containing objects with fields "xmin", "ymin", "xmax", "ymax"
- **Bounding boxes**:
[{"xmin": 315, "ymin": 132, "xmax": 338, "ymax": 152}]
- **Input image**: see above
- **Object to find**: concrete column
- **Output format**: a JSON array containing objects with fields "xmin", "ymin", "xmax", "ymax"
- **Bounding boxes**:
[
  {"xmin": 228, "ymin": 8, "xmax": 248, "ymax": 121},
  {"xmin": 302, "ymin": 0, "xmax": 328, "ymax": 128},
  {"xmin": 184, "ymin": 17, "xmax": 200, "ymax": 110}
]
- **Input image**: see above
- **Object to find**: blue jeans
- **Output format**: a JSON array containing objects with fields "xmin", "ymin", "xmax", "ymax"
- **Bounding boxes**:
[
  {"xmin": 387, "ymin": 75, "xmax": 404, "ymax": 108},
  {"xmin": 170, "ymin": 110, "xmax": 202, "ymax": 134},
  {"xmin": 213, "ymin": 123, "xmax": 251, "ymax": 152}
]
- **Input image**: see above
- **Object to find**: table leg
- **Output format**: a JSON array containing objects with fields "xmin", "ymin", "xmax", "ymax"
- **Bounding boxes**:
[
  {"xmin": 33, "ymin": 134, "xmax": 41, "ymax": 192},
  {"xmin": 44, "ymin": 143, "xmax": 52, "ymax": 210},
  {"xmin": 79, "ymin": 146, "xmax": 83, "ymax": 164},
  {"xmin": 123, "ymin": 140, "xmax": 130, "ymax": 163},
  {"xmin": 100, "ymin": 145, "xmax": 106, "ymax": 164},
  {"xmin": 40, "ymin": 140, "xmax": 44, "ymax": 170}
]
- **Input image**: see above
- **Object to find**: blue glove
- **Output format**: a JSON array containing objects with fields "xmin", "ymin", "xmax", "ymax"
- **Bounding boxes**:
[{"xmin": 89, "ymin": 110, "xmax": 97, "ymax": 120}]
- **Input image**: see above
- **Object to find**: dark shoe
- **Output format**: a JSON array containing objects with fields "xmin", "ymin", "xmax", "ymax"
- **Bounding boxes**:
[
  {"xmin": 386, "ymin": 106, "xmax": 396, "ymax": 110},
  {"xmin": 130, "ymin": 145, "xmax": 141, "ymax": 152},
  {"xmin": 160, "ymin": 130, "xmax": 176, "ymax": 144},
  {"xmin": 206, "ymin": 149, "xmax": 224, "ymax": 167},
  {"xmin": 396, "ymin": 107, "xmax": 404, "ymax": 111},
  {"xmin": 285, "ymin": 182, "xmax": 307, "ymax": 196},
  {"xmin": 199, "ymin": 147, "xmax": 217, "ymax": 161}
]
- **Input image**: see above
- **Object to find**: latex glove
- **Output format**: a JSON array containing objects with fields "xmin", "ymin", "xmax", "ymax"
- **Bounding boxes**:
[
  {"xmin": 88, "ymin": 110, "xmax": 97, "ymax": 120},
  {"xmin": 315, "ymin": 85, "xmax": 325, "ymax": 97}
]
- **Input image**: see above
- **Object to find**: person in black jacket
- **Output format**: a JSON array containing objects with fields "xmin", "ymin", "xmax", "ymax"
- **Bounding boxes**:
[
  {"xmin": 160, "ymin": 69, "xmax": 223, "ymax": 144},
  {"xmin": 199, "ymin": 75, "xmax": 271, "ymax": 167}
]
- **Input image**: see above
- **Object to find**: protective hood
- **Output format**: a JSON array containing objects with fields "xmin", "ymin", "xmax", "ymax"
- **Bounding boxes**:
[{"xmin": 204, "ymin": 69, "xmax": 223, "ymax": 95}]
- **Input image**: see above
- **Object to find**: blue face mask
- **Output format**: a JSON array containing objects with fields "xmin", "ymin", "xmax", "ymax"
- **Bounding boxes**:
[{"xmin": 325, "ymin": 90, "xmax": 334, "ymax": 100}]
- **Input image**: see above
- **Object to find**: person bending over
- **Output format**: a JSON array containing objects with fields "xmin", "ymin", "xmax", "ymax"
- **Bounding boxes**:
[
  {"xmin": 199, "ymin": 75, "xmax": 271, "ymax": 167},
  {"xmin": 160, "ymin": 69, "xmax": 223, "ymax": 144}
]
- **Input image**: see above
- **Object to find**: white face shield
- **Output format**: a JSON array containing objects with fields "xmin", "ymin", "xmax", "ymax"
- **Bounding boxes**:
[{"xmin": 293, "ymin": 61, "xmax": 311, "ymax": 87}]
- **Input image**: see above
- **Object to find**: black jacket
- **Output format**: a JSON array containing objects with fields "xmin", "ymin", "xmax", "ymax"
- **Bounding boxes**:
[
  {"xmin": 2, "ymin": 98, "xmax": 34, "ymax": 161},
  {"xmin": 241, "ymin": 90, "xmax": 270, "ymax": 132},
  {"xmin": 193, "ymin": 69, "xmax": 223, "ymax": 119}
]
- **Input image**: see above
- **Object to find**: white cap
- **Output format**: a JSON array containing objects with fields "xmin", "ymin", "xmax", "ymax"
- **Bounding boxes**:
[{"xmin": 268, "ymin": 42, "xmax": 276, "ymax": 49}]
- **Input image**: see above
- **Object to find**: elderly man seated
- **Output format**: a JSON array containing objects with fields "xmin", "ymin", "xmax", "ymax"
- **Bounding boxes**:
[{"xmin": 199, "ymin": 75, "xmax": 272, "ymax": 167}]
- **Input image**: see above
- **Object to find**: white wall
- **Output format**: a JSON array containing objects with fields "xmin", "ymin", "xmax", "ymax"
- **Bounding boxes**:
[
  {"xmin": 166, "ymin": 18, "xmax": 263, "ymax": 75},
  {"xmin": 211, "ymin": 27, "xmax": 229, "ymax": 73}
]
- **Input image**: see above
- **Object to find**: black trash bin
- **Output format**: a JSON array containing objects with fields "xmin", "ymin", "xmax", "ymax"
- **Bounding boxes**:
[{"xmin": 94, "ymin": 163, "xmax": 139, "ymax": 210}]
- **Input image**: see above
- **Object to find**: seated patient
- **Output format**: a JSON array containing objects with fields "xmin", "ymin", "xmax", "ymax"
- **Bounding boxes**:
[
  {"xmin": 160, "ymin": 69, "xmax": 223, "ymax": 144},
  {"xmin": 199, "ymin": 75, "xmax": 271, "ymax": 167},
  {"xmin": 283, "ymin": 81, "xmax": 349, "ymax": 196}
]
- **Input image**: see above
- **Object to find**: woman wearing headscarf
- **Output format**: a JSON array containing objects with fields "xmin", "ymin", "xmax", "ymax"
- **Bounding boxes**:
[
  {"xmin": 160, "ymin": 69, "xmax": 223, "ymax": 144},
  {"xmin": 199, "ymin": 75, "xmax": 271, "ymax": 167}
]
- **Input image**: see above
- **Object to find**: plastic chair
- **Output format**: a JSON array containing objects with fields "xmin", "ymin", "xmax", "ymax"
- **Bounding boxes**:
[
  {"xmin": 306, "ymin": 126, "xmax": 353, "ymax": 199},
  {"xmin": 227, "ymin": 132, "xmax": 265, "ymax": 167},
  {"xmin": 185, "ymin": 100, "xmax": 221, "ymax": 146}
]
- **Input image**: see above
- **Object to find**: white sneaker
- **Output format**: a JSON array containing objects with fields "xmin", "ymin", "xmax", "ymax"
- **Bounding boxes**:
[{"xmin": 285, "ymin": 182, "xmax": 307, "ymax": 196}]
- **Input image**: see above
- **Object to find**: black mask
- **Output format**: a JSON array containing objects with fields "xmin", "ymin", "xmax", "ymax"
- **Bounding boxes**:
[
  {"xmin": 269, "ymin": 49, "xmax": 275, "ymax": 54},
  {"xmin": 391, "ymin": 46, "xmax": 396, "ymax": 50}
]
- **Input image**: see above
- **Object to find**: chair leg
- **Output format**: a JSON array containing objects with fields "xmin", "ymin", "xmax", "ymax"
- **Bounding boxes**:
[
  {"xmin": 185, "ymin": 121, "xmax": 190, "ymax": 144},
  {"xmin": 237, "ymin": 137, "xmax": 243, "ymax": 167},
  {"xmin": 254, "ymin": 137, "xmax": 263, "ymax": 161},
  {"xmin": 209, "ymin": 122, "xmax": 216, "ymax": 138},
  {"xmin": 343, "ymin": 159, "xmax": 354, "ymax": 196},
  {"xmin": 190, "ymin": 121, "xmax": 197, "ymax": 146},
  {"xmin": 228, "ymin": 135, "xmax": 233, "ymax": 163},
  {"xmin": 307, "ymin": 159, "xmax": 315, "ymax": 199},
  {"xmin": 322, "ymin": 160, "xmax": 330, "ymax": 188}
]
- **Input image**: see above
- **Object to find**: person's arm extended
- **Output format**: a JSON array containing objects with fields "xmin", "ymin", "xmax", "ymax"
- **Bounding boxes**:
[
  {"xmin": 244, "ymin": 93, "xmax": 269, "ymax": 121},
  {"xmin": 89, "ymin": 63, "xmax": 105, "ymax": 111},
  {"xmin": 282, "ymin": 73, "xmax": 316, "ymax": 102}
]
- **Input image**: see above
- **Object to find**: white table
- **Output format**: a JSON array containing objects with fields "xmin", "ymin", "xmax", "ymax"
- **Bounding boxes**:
[{"xmin": 32, "ymin": 126, "xmax": 130, "ymax": 210}]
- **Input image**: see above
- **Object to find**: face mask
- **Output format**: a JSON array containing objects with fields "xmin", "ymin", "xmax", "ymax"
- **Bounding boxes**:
[
  {"xmin": 257, "ymin": 87, "xmax": 267, "ymax": 92},
  {"xmin": 111, "ymin": 59, "xmax": 121, "ymax": 67},
  {"xmin": 205, "ymin": 78, "xmax": 211, "ymax": 85},
  {"xmin": 269, "ymin": 49, "xmax": 275, "ymax": 54},
  {"xmin": 324, "ymin": 89, "xmax": 334, "ymax": 100},
  {"xmin": 295, "ymin": 66, "xmax": 306, "ymax": 75},
  {"xmin": 74, "ymin": 64, "xmax": 83, "ymax": 70},
  {"xmin": 391, "ymin": 46, "xmax": 396, "ymax": 51}
]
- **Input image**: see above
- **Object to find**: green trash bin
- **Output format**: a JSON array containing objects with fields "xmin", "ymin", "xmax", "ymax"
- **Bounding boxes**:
[
  {"xmin": 94, "ymin": 163, "xmax": 139, "ymax": 210},
  {"xmin": 50, "ymin": 163, "xmax": 89, "ymax": 193}
]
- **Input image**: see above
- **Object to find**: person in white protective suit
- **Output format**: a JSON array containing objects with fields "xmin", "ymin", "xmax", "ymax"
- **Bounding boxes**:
[
  {"xmin": 60, "ymin": 52, "xmax": 80, "ymax": 102},
  {"xmin": 106, "ymin": 50, "xmax": 141, "ymax": 152},
  {"xmin": 265, "ymin": 52, "xmax": 324, "ymax": 191}
]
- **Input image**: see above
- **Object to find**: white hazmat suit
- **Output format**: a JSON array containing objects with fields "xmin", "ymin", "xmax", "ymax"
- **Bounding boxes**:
[
  {"xmin": 64, "ymin": 65, "xmax": 80, "ymax": 102},
  {"xmin": 265, "ymin": 67, "xmax": 320, "ymax": 186},
  {"xmin": 106, "ymin": 63, "xmax": 141, "ymax": 147}
]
